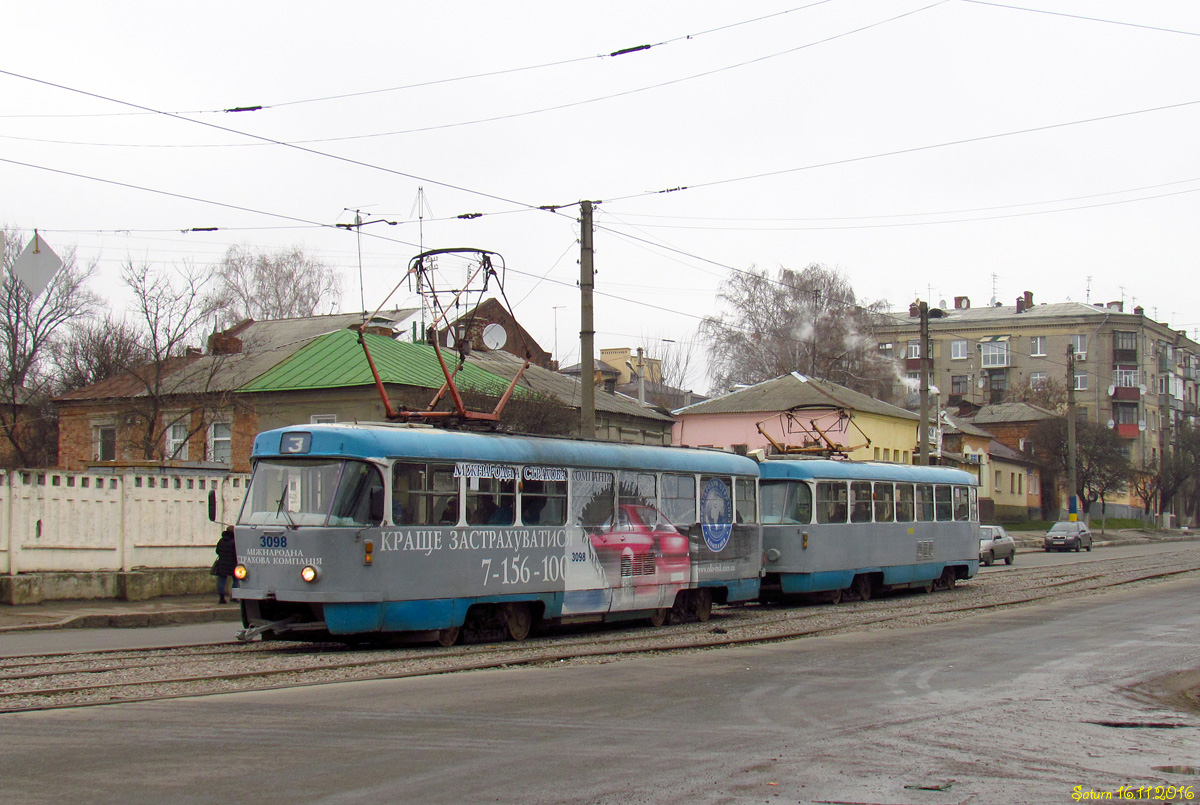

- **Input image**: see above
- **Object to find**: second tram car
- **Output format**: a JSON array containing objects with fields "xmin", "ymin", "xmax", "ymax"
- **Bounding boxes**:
[
  {"xmin": 230, "ymin": 423, "xmax": 761, "ymax": 644},
  {"xmin": 758, "ymin": 459, "xmax": 979, "ymax": 602}
]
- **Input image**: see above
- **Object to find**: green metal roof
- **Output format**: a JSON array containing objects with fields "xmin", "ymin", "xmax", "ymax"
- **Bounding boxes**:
[{"xmin": 237, "ymin": 328, "xmax": 518, "ymax": 396}]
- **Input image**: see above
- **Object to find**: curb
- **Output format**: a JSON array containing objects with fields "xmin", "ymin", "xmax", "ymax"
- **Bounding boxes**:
[{"xmin": 0, "ymin": 607, "xmax": 242, "ymax": 634}]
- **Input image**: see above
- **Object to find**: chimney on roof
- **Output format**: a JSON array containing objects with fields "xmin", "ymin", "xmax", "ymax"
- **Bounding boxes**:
[
  {"xmin": 1024, "ymin": 290, "xmax": 1033, "ymax": 309},
  {"xmin": 909, "ymin": 301, "xmax": 921, "ymax": 317},
  {"xmin": 1015, "ymin": 296, "xmax": 1025, "ymax": 314},
  {"xmin": 1107, "ymin": 300, "xmax": 1124, "ymax": 312},
  {"xmin": 954, "ymin": 296, "xmax": 970, "ymax": 310},
  {"xmin": 1134, "ymin": 305, "xmax": 1144, "ymax": 316},
  {"xmin": 207, "ymin": 332, "xmax": 243, "ymax": 355}
]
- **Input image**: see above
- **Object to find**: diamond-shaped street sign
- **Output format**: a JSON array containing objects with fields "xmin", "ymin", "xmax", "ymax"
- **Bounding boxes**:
[{"xmin": 12, "ymin": 232, "xmax": 63, "ymax": 299}]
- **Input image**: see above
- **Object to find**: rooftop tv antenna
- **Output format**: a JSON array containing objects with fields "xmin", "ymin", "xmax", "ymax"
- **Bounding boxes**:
[{"xmin": 358, "ymin": 247, "xmax": 530, "ymax": 427}]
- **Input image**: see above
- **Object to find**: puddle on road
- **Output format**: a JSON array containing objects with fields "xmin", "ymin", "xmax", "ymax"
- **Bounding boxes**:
[{"xmin": 1153, "ymin": 765, "xmax": 1200, "ymax": 776}]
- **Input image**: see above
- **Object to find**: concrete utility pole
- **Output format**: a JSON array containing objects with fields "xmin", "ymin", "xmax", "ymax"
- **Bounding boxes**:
[
  {"xmin": 918, "ymin": 302, "xmax": 931, "ymax": 466},
  {"xmin": 579, "ymin": 201, "xmax": 596, "ymax": 439},
  {"xmin": 1066, "ymin": 344, "xmax": 1079, "ymax": 521}
]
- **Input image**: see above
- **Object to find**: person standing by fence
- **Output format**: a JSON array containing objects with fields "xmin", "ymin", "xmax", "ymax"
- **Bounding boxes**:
[{"xmin": 212, "ymin": 527, "xmax": 237, "ymax": 604}]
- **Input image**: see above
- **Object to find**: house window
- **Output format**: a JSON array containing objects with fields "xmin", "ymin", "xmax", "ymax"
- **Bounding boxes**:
[
  {"xmin": 94, "ymin": 425, "xmax": 117, "ymax": 462},
  {"xmin": 951, "ymin": 340, "xmax": 968, "ymax": 360},
  {"xmin": 208, "ymin": 422, "xmax": 232, "ymax": 464},
  {"xmin": 1113, "ymin": 368, "xmax": 1138, "ymax": 388},
  {"xmin": 951, "ymin": 375, "xmax": 968, "ymax": 396},
  {"xmin": 1114, "ymin": 403, "xmax": 1138, "ymax": 425},
  {"xmin": 310, "ymin": 414, "xmax": 337, "ymax": 424},
  {"xmin": 907, "ymin": 340, "xmax": 921, "ymax": 359},
  {"xmin": 981, "ymin": 340, "xmax": 1010, "ymax": 368},
  {"xmin": 1114, "ymin": 331, "xmax": 1137, "ymax": 352},
  {"xmin": 1073, "ymin": 372, "xmax": 1088, "ymax": 391},
  {"xmin": 1030, "ymin": 371, "xmax": 1048, "ymax": 387},
  {"xmin": 1071, "ymin": 334, "xmax": 1087, "ymax": 360},
  {"xmin": 1030, "ymin": 336, "xmax": 1046, "ymax": 357},
  {"xmin": 878, "ymin": 343, "xmax": 893, "ymax": 356},
  {"xmin": 165, "ymin": 421, "xmax": 189, "ymax": 460}
]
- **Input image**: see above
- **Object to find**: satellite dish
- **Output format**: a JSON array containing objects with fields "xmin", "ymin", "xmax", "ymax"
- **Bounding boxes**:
[
  {"xmin": 1139, "ymin": 384, "xmax": 1147, "ymax": 394},
  {"xmin": 1107, "ymin": 418, "xmax": 1115, "ymax": 429},
  {"xmin": 481, "ymin": 322, "xmax": 507, "ymax": 350},
  {"xmin": 1108, "ymin": 385, "xmax": 1115, "ymax": 396},
  {"xmin": 1139, "ymin": 420, "xmax": 1147, "ymax": 432}
]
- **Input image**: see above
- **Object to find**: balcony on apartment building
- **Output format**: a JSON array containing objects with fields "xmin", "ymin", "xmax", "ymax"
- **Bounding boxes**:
[{"xmin": 1110, "ymin": 369, "xmax": 1142, "ymax": 402}]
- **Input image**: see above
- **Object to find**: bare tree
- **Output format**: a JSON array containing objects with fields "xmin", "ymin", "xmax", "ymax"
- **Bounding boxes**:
[
  {"xmin": 211, "ymin": 244, "xmax": 341, "ymax": 327},
  {"xmin": 52, "ymin": 315, "xmax": 148, "ymax": 394},
  {"xmin": 701, "ymin": 263, "xmax": 897, "ymax": 401},
  {"xmin": 0, "ymin": 226, "xmax": 100, "ymax": 466},
  {"xmin": 119, "ymin": 260, "xmax": 230, "ymax": 462},
  {"xmin": 1006, "ymin": 375, "xmax": 1067, "ymax": 411}
]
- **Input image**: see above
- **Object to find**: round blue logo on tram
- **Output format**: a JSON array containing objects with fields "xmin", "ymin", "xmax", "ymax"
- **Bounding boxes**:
[{"xmin": 700, "ymin": 478, "xmax": 733, "ymax": 552}]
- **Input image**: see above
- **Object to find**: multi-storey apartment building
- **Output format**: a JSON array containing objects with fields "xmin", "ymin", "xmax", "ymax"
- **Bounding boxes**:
[{"xmin": 873, "ymin": 292, "xmax": 1200, "ymax": 476}]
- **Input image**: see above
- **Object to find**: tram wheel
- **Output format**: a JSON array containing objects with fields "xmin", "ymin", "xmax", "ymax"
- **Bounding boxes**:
[
  {"xmin": 849, "ymin": 575, "xmax": 873, "ymax": 601},
  {"xmin": 436, "ymin": 626, "xmax": 461, "ymax": 647},
  {"xmin": 648, "ymin": 608, "xmax": 668, "ymax": 627},
  {"xmin": 504, "ymin": 603, "xmax": 532, "ymax": 641},
  {"xmin": 939, "ymin": 568, "xmax": 957, "ymax": 590},
  {"xmin": 826, "ymin": 588, "xmax": 843, "ymax": 605},
  {"xmin": 693, "ymin": 589, "xmax": 713, "ymax": 622}
]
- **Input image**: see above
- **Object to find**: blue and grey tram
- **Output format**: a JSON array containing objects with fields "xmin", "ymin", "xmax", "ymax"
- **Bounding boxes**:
[
  {"xmin": 757, "ymin": 459, "xmax": 979, "ymax": 602},
  {"xmin": 231, "ymin": 423, "xmax": 761, "ymax": 644}
]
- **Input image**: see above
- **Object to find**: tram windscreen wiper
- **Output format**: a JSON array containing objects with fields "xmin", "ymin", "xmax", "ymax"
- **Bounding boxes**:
[{"xmin": 276, "ymin": 492, "xmax": 299, "ymax": 529}]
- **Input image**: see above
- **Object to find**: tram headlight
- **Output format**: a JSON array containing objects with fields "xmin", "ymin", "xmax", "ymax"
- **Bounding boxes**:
[
  {"xmin": 233, "ymin": 564, "xmax": 248, "ymax": 581},
  {"xmin": 300, "ymin": 565, "xmax": 320, "ymax": 583}
]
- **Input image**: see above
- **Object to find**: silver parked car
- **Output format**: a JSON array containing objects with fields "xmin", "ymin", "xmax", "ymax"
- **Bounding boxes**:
[
  {"xmin": 979, "ymin": 525, "xmax": 1016, "ymax": 566},
  {"xmin": 1044, "ymin": 521, "xmax": 1093, "ymax": 552}
]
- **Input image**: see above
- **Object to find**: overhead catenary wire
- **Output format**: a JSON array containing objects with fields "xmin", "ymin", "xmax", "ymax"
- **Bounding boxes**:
[
  {"xmin": 0, "ymin": 3, "xmax": 940, "ymax": 149},
  {"xmin": 0, "ymin": 1, "xmax": 839, "ymax": 121}
]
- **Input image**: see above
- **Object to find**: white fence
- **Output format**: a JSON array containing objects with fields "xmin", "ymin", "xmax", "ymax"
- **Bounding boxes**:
[{"xmin": 0, "ymin": 469, "xmax": 249, "ymax": 574}]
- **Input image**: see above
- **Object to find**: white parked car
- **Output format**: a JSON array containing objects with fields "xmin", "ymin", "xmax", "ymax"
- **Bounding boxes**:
[{"xmin": 979, "ymin": 525, "xmax": 1017, "ymax": 566}]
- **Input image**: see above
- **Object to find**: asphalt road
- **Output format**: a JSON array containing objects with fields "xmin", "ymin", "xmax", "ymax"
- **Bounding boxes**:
[{"xmin": 2, "ymin": 565, "xmax": 1197, "ymax": 803}]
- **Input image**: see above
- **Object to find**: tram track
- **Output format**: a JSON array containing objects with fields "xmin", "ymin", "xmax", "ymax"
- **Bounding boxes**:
[{"xmin": 2, "ymin": 548, "xmax": 1198, "ymax": 714}]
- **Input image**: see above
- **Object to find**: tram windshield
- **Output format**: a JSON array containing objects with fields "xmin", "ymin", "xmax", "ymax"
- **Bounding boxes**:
[
  {"xmin": 240, "ymin": 458, "xmax": 384, "ymax": 528},
  {"xmin": 760, "ymin": 480, "xmax": 813, "ymax": 525}
]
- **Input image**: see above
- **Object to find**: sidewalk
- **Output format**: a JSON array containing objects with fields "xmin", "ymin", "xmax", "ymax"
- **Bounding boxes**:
[{"xmin": 0, "ymin": 594, "xmax": 241, "ymax": 634}]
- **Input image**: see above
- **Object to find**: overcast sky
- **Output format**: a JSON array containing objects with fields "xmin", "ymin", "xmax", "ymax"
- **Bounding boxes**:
[{"xmin": 5, "ymin": 0, "xmax": 1200, "ymax": 393}]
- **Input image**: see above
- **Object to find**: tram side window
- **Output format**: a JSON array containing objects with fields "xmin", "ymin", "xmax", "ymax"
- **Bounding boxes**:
[
  {"xmin": 700, "ymin": 475, "xmax": 736, "ymax": 528},
  {"xmin": 392, "ymin": 462, "xmax": 459, "ymax": 526},
  {"xmin": 873, "ymin": 482, "xmax": 895, "ymax": 523},
  {"xmin": 735, "ymin": 477, "xmax": 757, "ymax": 524},
  {"xmin": 970, "ymin": 486, "xmax": 979, "ymax": 522},
  {"xmin": 850, "ymin": 481, "xmax": 873, "ymax": 523},
  {"xmin": 661, "ymin": 473, "xmax": 697, "ymax": 526},
  {"xmin": 571, "ymin": 470, "xmax": 615, "ymax": 527},
  {"xmin": 816, "ymin": 481, "xmax": 848, "ymax": 524},
  {"xmin": 329, "ymin": 461, "xmax": 384, "ymax": 527},
  {"xmin": 915, "ymin": 484, "xmax": 934, "ymax": 522},
  {"xmin": 760, "ymin": 481, "xmax": 813, "ymax": 525},
  {"xmin": 467, "ymin": 473, "xmax": 516, "ymax": 525},
  {"xmin": 895, "ymin": 483, "xmax": 915, "ymax": 522},
  {"xmin": 520, "ymin": 474, "xmax": 567, "ymax": 526},
  {"xmin": 934, "ymin": 484, "xmax": 953, "ymax": 521},
  {"xmin": 618, "ymin": 472, "xmax": 657, "ymax": 516},
  {"xmin": 953, "ymin": 485, "xmax": 970, "ymax": 521}
]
